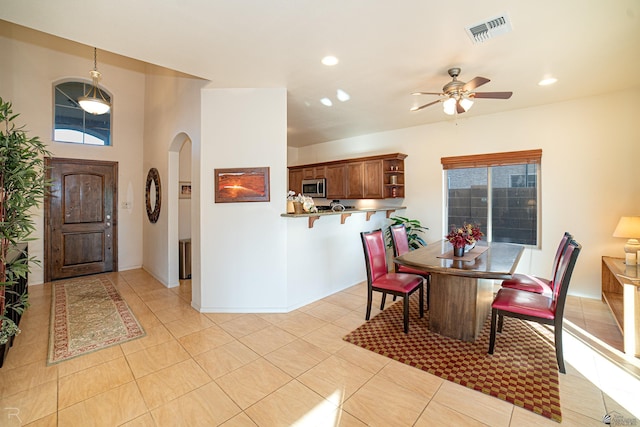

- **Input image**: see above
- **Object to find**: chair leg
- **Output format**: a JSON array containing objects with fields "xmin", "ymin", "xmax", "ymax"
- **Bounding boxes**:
[
  {"xmin": 365, "ymin": 291, "xmax": 373, "ymax": 321},
  {"xmin": 380, "ymin": 293, "xmax": 387, "ymax": 310},
  {"xmin": 403, "ymin": 295, "xmax": 409, "ymax": 333},
  {"xmin": 419, "ymin": 284, "xmax": 424, "ymax": 318},
  {"xmin": 488, "ymin": 308, "xmax": 498, "ymax": 354},
  {"xmin": 497, "ymin": 314, "xmax": 504, "ymax": 333},
  {"xmin": 555, "ymin": 323, "xmax": 566, "ymax": 374}
]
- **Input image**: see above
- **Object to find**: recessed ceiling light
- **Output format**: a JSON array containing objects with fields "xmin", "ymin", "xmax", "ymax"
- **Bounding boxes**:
[
  {"xmin": 321, "ymin": 56, "xmax": 339, "ymax": 66},
  {"xmin": 538, "ymin": 77, "xmax": 558, "ymax": 86},
  {"xmin": 320, "ymin": 97, "xmax": 333, "ymax": 107},
  {"xmin": 336, "ymin": 89, "xmax": 350, "ymax": 102}
]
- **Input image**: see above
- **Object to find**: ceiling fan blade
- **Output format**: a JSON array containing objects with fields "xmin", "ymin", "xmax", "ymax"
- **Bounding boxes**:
[
  {"xmin": 411, "ymin": 92, "xmax": 443, "ymax": 96},
  {"xmin": 456, "ymin": 100, "xmax": 466, "ymax": 114},
  {"xmin": 472, "ymin": 91, "xmax": 513, "ymax": 99},
  {"xmin": 463, "ymin": 77, "xmax": 490, "ymax": 92},
  {"xmin": 410, "ymin": 99, "xmax": 441, "ymax": 112}
]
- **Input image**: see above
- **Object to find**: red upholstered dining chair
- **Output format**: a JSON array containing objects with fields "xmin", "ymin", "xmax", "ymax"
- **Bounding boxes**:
[
  {"xmin": 488, "ymin": 239, "xmax": 581, "ymax": 373},
  {"xmin": 501, "ymin": 232, "xmax": 572, "ymax": 296},
  {"xmin": 389, "ymin": 224, "xmax": 431, "ymax": 308},
  {"xmin": 361, "ymin": 229, "xmax": 424, "ymax": 333}
]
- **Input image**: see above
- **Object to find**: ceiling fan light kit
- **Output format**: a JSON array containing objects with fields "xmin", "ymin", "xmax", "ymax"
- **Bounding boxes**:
[
  {"xmin": 443, "ymin": 97, "xmax": 457, "ymax": 115},
  {"xmin": 411, "ymin": 67, "xmax": 512, "ymax": 115}
]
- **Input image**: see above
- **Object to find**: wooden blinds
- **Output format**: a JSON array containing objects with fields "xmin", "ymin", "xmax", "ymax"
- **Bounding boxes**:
[{"xmin": 441, "ymin": 149, "xmax": 542, "ymax": 170}]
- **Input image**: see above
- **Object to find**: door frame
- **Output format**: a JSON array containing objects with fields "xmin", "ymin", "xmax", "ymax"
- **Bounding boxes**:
[{"xmin": 44, "ymin": 157, "xmax": 118, "ymax": 282}]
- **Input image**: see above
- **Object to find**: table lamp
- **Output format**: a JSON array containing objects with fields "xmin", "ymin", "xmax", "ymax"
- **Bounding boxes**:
[{"xmin": 613, "ymin": 216, "xmax": 640, "ymax": 264}]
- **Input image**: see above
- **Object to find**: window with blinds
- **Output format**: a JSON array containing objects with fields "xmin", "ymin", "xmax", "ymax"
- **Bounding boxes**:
[{"xmin": 442, "ymin": 150, "xmax": 541, "ymax": 246}]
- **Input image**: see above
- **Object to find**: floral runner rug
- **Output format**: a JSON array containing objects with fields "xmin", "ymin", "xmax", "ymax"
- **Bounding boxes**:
[
  {"xmin": 48, "ymin": 275, "xmax": 145, "ymax": 365},
  {"xmin": 343, "ymin": 294, "xmax": 562, "ymax": 422}
]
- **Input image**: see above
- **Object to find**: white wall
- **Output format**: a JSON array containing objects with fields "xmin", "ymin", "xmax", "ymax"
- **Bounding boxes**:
[
  {"xmin": 143, "ymin": 71, "xmax": 204, "ymax": 288},
  {"xmin": 292, "ymin": 90, "xmax": 640, "ymax": 299},
  {"xmin": 0, "ymin": 22, "xmax": 145, "ymax": 284},
  {"xmin": 179, "ymin": 139, "xmax": 192, "ymax": 240},
  {"xmin": 286, "ymin": 211, "xmax": 389, "ymax": 310},
  {"xmin": 198, "ymin": 88, "xmax": 288, "ymax": 312}
]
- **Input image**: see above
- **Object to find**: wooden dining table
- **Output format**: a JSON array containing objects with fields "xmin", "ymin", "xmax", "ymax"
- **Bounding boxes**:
[{"xmin": 395, "ymin": 240, "xmax": 525, "ymax": 342}]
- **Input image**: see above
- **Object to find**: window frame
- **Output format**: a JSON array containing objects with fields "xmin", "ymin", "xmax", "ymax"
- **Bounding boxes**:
[
  {"xmin": 52, "ymin": 78, "xmax": 113, "ymax": 146},
  {"xmin": 442, "ymin": 149, "xmax": 542, "ymax": 248}
]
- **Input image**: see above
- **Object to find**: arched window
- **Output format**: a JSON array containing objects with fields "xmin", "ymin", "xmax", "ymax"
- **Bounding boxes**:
[{"xmin": 53, "ymin": 80, "xmax": 112, "ymax": 146}]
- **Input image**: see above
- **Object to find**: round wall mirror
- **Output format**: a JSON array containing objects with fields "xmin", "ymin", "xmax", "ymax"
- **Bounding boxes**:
[{"xmin": 145, "ymin": 168, "xmax": 161, "ymax": 223}]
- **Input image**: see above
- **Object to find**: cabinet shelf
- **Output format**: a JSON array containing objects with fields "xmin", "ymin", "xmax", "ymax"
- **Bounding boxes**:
[{"xmin": 601, "ymin": 256, "xmax": 640, "ymax": 357}]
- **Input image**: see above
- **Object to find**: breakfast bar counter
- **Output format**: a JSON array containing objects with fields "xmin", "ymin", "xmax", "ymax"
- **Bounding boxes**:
[{"xmin": 281, "ymin": 206, "xmax": 405, "ymax": 228}]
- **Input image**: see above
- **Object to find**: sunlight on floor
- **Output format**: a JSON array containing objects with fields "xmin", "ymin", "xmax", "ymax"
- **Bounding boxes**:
[
  {"xmin": 564, "ymin": 320, "xmax": 640, "ymax": 420},
  {"xmin": 293, "ymin": 390, "xmax": 343, "ymax": 426}
]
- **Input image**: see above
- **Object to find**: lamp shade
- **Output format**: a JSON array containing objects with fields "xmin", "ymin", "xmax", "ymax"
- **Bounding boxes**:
[
  {"xmin": 78, "ymin": 92, "xmax": 110, "ymax": 115},
  {"xmin": 78, "ymin": 49, "xmax": 111, "ymax": 115},
  {"xmin": 443, "ymin": 97, "xmax": 456, "ymax": 115},
  {"xmin": 613, "ymin": 216, "xmax": 640, "ymax": 238},
  {"xmin": 459, "ymin": 97, "xmax": 474, "ymax": 112},
  {"xmin": 613, "ymin": 216, "xmax": 640, "ymax": 256}
]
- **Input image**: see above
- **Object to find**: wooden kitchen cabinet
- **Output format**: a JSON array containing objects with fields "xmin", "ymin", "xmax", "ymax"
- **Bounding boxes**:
[
  {"xmin": 363, "ymin": 160, "xmax": 384, "ymax": 199},
  {"xmin": 325, "ymin": 164, "xmax": 346, "ymax": 199},
  {"xmin": 288, "ymin": 152, "xmax": 406, "ymax": 199},
  {"xmin": 288, "ymin": 169, "xmax": 303, "ymax": 194},
  {"xmin": 302, "ymin": 166, "xmax": 326, "ymax": 179},
  {"xmin": 346, "ymin": 162, "xmax": 364, "ymax": 199},
  {"xmin": 346, "ymin": 160, "xmax": 384, "ymax": 199}
]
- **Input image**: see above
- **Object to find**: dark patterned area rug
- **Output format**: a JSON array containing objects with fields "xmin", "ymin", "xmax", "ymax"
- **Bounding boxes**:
[
  {"xmin": 343, "ymin": 294, "xmax": 561, "ymax": 422},
  {"xmin": 48, "ymin": 275, "xmax": 145, "ymax": 365}
]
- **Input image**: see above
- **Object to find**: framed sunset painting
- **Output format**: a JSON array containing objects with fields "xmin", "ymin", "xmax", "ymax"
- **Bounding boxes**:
[{"xmin": 214, "ymin": 167, "xmax": 270, "ymax": 203}]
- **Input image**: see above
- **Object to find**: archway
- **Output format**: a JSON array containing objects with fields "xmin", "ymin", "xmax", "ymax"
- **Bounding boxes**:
[{"xmin": 167, "ymin": 132, "xmax": 193, "ymax": 289}]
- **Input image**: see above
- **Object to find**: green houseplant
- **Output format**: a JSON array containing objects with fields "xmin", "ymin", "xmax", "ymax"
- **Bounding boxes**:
[
  {"xmin": 386, "ymin": 215, "xmax": 428, "ymax": 249},
  {"xmin": 0, "ymin": 97, "xmax": 50, "ymax": 353}
]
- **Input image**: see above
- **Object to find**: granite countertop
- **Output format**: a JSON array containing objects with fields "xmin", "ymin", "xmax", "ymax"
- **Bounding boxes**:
[{"xmin": 281, "ymin": 206, "xmax": 405, "ymax": 217}]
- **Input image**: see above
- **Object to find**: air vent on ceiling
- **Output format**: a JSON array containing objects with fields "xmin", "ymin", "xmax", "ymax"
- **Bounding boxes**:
[{"xmin": 466, "ymin": 14, "xmax": 512, "ymax": 44}]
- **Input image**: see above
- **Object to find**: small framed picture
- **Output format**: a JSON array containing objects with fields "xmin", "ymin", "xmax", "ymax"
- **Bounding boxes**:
[
  {"xmin": 179, "ymin": 181, "xmax": 192, "ymax": 199},
  {"xmin": 214, "ymin": 167, "xmax": 270, "ymax": 203}
]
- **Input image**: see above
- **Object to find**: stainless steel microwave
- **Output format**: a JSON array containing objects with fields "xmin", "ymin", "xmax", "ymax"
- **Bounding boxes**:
[{"xmin": 301, "ymin": 178, "xmax": 326, "ymax": 198}]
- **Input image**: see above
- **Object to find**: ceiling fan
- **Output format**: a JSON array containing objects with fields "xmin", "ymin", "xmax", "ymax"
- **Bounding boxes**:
[{"xmin": 411, "ymin": 68, "xmax": 512, "ymax": 115}]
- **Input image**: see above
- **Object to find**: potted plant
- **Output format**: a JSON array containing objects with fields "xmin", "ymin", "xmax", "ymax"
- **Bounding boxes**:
[
  {"xmin": 0, "ymin": 97, "xmax": 51, "ymax": 364},
  {"xmin": 287, "ymin": 191, "xmax": 318, "ymax": 214},
  {"xmin": 386, "ymin": 216, "xmax": 428, "ymax": 250},
  {"xmin": 445, "ymin": 222, "xmax": 483, "ymax": 257}
]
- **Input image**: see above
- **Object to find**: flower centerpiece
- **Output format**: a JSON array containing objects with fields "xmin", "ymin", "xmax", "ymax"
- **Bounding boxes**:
[
  {"xmin": 287, "ymin": 191, "xmax": 318, "ymax": 214},
  {"xmin": 446, "ymin": 223, "xmax": 483, "ymax": 257}
]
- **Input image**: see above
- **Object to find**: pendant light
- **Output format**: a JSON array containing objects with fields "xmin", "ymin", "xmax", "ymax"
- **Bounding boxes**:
[{"xmin": 78, "ymin": 48, "xmax": 111, "ymax": 115}]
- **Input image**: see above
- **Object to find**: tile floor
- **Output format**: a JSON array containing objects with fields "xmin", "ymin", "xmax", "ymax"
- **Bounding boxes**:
[{"xmin": 0, "ymin": 269, "xmax": 638, "ymax": 426}]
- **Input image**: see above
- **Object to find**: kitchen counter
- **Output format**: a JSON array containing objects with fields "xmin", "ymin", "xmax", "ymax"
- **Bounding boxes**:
[{"xmin": 281, "ymin": 206, "xmax": 405, "ymax": 228}]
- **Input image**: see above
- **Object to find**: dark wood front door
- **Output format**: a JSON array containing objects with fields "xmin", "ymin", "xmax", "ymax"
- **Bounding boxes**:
[{"xmin": 45, "ymin": 158, "xmax": 118, "ymax": 281}]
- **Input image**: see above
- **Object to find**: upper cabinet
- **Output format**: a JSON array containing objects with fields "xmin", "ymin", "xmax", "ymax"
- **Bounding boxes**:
[
  {"xmin": 288, "ymin": 169, "xmax": 303, "ymax": 195},
  {"xmin": 325, "ymin": 164, "xmax": 347, "ymax": 199},
  {"xmin": 346, "ymin": 162, "xmax": 364, "ymax": 199},
  {"xmin": 289, "ymin": 153, "xmax": 406, "ymax": 199},
  {"xmin": 302, "ymin": 166, "xmax": 326, "ymax": 180},
  {"xmin": 363, "ymin": 160, "xmax": 384, "ymax": 199}
]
